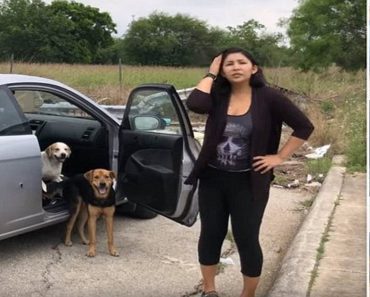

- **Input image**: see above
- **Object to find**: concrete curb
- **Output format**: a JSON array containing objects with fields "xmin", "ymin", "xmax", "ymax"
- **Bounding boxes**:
[{"xmin": 266, "ymin": 155, "xmax": 346, "ymax": 297}]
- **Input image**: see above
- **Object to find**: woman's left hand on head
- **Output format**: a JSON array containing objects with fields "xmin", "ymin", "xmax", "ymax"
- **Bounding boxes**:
[{"xmin": 252, "ymin": 155, "xmax": 285, "ymax": 174}]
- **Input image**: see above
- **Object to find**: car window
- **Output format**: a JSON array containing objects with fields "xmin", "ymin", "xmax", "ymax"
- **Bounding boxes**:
[
  {"xmin": 128, "ymin": 90, "xmax": 181, "ymax": 134},
  {"xmin": 0, "ymin": 87, "xmax": 31, "ymax": 136},
  {"xmin": 13, "ymin": 90, "xmax": 93, "ymax": 119}
]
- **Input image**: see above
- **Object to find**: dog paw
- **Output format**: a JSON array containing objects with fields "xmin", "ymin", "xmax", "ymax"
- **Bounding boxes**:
[
  {"xmin": 86, "ymin": 250, "xmax": 96, "ymax": 257},
  {"xmin": 110, "ymin": 250, "xmax": 119, "ymax": 257},
  {"xmin": 64, "ymin": 240, "xmax": 73, "ymax": 246}
]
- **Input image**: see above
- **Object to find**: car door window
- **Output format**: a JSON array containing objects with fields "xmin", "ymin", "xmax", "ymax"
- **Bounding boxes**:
[
  {"xmin": 13, "ymin": 90, "xmax": 93, "ymax": 119},
  {"xmin": 0, "ymin": 87, "xmax": 30, "ymax": 135},
  {"xmin": 128, "ymin": 90, "xmax": 181, "ymax": 134}
]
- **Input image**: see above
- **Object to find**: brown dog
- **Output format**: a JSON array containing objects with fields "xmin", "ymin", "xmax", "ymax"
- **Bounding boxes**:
[{"xmin": 63, "ymin": 169, "xmax": 119, "ymax": 257}]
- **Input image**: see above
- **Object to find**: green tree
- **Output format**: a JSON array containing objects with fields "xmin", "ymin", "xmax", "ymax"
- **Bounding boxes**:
[
  {"xmin": 0, "ymin": 0, "xmax": 48, "ymax": 61},
  {"xmin": 95, "ymin": 37, "xmax": 123, "ymax": 64},
  {"xmin": 287, "ymin": 0, "xmax": 366, "ymax": 71},
  {"xmin": 121, "ymin": 12, "xmax": 222, "ymax": 66},
  {"xmin": 0, "ymin": 0, "xmax": 116, "ymax": 63},
  {"xmin": 47, "ymin": 1, "xmax": 116, "ymax": 63},
  {"xmin": 223, "ymin": 20, "xmax": 290, "ymax": 67}
]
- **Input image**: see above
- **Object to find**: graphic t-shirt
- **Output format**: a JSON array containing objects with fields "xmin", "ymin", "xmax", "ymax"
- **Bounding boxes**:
[{"xmin": 208, "ymin": 111, "xmax": 252, "ymax": 171}]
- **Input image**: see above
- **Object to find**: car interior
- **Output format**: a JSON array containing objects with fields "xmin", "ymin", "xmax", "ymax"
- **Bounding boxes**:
[
  {"xmin": 27, "ymin": 114, "xmax": 110, "ymax": 176},
  {"xmin": 9, "ymin": 86, "xmax": 184, "ymax": 219},
  {"xmin": 12, "ymin": 89, "xmax": 111, "ymax": 211}
]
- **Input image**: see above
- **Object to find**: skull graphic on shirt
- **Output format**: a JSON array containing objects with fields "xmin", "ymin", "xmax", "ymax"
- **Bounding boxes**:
[{"xmin": 216, "ymin": 122, "xmax": 249, "ymax": 166}]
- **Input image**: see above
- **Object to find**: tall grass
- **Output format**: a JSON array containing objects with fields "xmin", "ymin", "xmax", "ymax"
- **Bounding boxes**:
[
  {"xmin": 0, "ymin": 62, "xmax": 205, "ymax": 104},
  {"xmin": 342, "ymin": 88, "xmax": 366, "ymax": 172},
  {"xmin": 1, "ymin": 62, "xmax": 366, "ymax": 171},
  {"xmin": 266, "ymin": 67, "xmax": 366, "ymax": 172}
]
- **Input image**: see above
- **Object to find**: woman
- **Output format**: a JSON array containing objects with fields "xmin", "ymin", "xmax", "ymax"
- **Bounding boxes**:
[{"xmin": 185, "ymin": 47, "xmax": 314, "ymax": 297}]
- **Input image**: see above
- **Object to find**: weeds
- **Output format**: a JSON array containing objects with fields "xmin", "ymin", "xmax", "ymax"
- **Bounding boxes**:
[
  {"xmin": 299, "ymin": 198, "xmax": 315, "ymax": 210},
  {"xmin": 343, "ymin": 94, "xmax": 366, "ymax": 172},
  {"xmin": 272, "ymin": 174, "xmax": 290, "ymax": 186},
  {"xmin": 305, "ymin": 157, "xmax": 332, "ymax": 178}
]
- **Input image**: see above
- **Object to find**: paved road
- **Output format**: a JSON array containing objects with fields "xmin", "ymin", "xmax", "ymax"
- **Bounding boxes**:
[{"xmin": 0, "ymin": 186, "xmax": 313, "ymax": 297}]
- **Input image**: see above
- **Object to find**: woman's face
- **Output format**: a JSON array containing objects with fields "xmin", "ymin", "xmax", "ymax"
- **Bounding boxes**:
[{"xmin": 221, "ymin": 52, "xmax": 258, "ymax": 84}]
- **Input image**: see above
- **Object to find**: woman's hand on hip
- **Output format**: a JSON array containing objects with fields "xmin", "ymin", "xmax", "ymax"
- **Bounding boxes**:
[{"xmin": 252, "ymin": 155, "xmax": 285, "ymax": 174}]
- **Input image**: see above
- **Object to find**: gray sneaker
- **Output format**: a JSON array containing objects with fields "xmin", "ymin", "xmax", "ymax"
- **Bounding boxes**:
[{"xmin": 200, "ymin": 291, "xmax": 219, "ymax": 297}]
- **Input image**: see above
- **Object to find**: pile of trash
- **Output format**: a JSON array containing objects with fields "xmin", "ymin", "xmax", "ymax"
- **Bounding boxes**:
[{"xmin": 272, "ymin": 144, "xmax": 331, "ymax": 191}]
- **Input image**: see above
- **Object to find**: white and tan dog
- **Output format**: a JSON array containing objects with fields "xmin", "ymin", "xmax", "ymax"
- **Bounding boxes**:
[{"xmin": 41, "ymin": 142, "xmax": 71, "ymax": 192}]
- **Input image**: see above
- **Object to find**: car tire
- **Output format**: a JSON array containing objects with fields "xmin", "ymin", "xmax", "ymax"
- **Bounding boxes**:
[
  {"xmin": 116, "ymin": 201, "xmax": 157, "ymax": 219},
  {"xmin": 131, "ymin": 204, "xmax": 157, "ymax": 219}
]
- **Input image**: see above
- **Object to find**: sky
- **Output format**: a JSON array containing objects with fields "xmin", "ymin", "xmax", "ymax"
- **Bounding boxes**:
[{"xmin": 47, "ymin": 0, "xmax": 300, "ymax": 36}]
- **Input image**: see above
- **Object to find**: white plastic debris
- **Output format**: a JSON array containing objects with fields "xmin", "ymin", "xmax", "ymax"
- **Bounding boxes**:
[
  {"xmin": 220, "ymin": 257, "xmax": 235, "ymax": 265},
  {"xmin": 305, "ymin": 144, "xmax": 331, "ymax": 159},
  {"xmin": 306, "ymin": 174, "xmax": 313, "ymax": 183},
  {"xmin": 287, "ymin": 179, "xmax": 300, "ymax": 188},
  {"xmin": 304, "ymin": 182, "xmax": 322, "ymax": 188}
]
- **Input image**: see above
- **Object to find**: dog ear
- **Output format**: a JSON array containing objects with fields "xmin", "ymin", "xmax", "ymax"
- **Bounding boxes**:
[
  {"xmin": 45, "ymin": 144, "xmax": 54, "ymax": 158},
  {"xmin": 109, "ymin": 171, "xmax": 116, "ymax": 180},
  {"xmin": 66, "ymin": 145, "xmax": 72, "ymax": 157},
  {"xmin": 84, "ymin": 170, "xmax": 94, "ymax": 183}
]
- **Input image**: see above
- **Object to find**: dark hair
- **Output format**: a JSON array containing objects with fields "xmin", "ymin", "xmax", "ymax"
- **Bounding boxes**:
[{"xmin": 211, "ymin": 47, "xmax": 266, "ymax": 103}]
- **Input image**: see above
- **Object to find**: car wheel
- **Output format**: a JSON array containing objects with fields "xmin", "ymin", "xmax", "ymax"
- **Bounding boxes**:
[
  {"xmin": 116, "ymin": 201, "xmax": 157, "ymax": 219},
  {"xmin": 131, "ymin": 204, "xmax": 157, "ymax": 219}
]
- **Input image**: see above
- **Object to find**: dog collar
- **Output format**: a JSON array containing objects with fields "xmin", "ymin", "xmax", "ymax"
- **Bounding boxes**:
[{"xmin": 87, "ymin": 189, "xmax": 115, "ymax": 207}]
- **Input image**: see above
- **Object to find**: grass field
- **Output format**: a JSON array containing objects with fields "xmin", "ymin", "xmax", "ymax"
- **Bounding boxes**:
[
  {"xmin": 0, "ymin": 62, "xmax": 366, "ymax": 171},
  {"xmin": 0, "ymin": 62, "xmax": 205, "ymax": 104}
]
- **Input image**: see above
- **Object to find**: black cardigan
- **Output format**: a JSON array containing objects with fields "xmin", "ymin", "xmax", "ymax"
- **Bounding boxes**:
[{"xmin": 185, "ymin": 86, "xmax": 314, "ymax": 201}]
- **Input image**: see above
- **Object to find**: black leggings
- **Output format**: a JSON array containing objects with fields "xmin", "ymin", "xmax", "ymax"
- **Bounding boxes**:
[{"xmin": 198, "ymin": 167, "xmax": 269, "ymax": 277}]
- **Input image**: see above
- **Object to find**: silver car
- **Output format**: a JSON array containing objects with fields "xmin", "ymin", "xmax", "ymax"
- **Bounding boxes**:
[{"xmin": 0, "ymin": 74, "xmax": 200, "ymax": 241}]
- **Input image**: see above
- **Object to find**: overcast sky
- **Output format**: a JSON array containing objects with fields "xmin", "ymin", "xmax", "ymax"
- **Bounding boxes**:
[{"xmin": 50, "ymin": 0, "xmax": 300, "ymax": 36}]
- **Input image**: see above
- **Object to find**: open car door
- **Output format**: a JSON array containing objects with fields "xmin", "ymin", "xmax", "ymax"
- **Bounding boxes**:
[{"xmin": 116, "ymin": 84, "xmax": 200, "ymax": 227}]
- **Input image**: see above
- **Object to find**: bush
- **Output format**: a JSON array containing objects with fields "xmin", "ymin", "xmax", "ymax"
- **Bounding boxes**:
[{"xmin": 344, "ymin": 94, "xmax": 366, "ymax": 172}]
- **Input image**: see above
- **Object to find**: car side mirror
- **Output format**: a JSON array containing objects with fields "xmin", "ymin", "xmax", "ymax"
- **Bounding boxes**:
[{"xmin": 131, "ymin": 115, "xmax": 165, "ymax": 130}]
